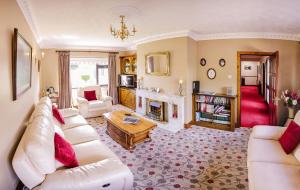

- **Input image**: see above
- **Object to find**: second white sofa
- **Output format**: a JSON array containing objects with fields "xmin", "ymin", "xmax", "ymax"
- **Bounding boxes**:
[
  {"xmin": 247, "ymin": 111, "xmax": 300, "ymax": 190},
  {"xmin": 12, "ymin": 97, "xmax": 133, "ymax": 190}
]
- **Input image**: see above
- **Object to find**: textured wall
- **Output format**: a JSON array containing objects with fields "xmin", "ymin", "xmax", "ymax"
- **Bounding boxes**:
[{"xmin": 0, "ymin": 0, "xmax": 41, "ymax": 189}]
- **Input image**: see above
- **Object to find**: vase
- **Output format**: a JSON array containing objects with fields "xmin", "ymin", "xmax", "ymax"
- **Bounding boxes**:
[{"xmin": 288, "ymin": 107, "xmax": 295, "ymax": 119}]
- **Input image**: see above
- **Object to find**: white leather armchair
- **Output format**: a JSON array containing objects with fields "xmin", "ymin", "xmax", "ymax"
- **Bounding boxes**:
[{"xmin": 77, "ymin": 86, "xmax": 112, "ymax": 118}]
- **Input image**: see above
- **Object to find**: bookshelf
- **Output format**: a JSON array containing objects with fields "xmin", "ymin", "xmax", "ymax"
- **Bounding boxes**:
[{"xmin": 192, "ymin": 92, "xmax": 236, "ymax": 131}]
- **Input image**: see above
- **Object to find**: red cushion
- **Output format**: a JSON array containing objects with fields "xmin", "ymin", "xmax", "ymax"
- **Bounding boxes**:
[
  {"xmin": 52, "ymin": 105, "xmax": 65, "ymax": 124},
  {"xmin": 279, "ymin": 121, "xmax": 300, "ymax": 154},
  {"xmin": 84, "ymin": 90, "xmax": 97, "ymax": 101},
  {"xmin": 54, "ymin": 133, "xmax": 79, "ymax": 168}
]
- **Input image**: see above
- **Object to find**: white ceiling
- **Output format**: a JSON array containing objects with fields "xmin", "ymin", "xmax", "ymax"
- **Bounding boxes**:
[{"xmin": 18, "ymin": 0, "xmax": 300, "ymax": 50}]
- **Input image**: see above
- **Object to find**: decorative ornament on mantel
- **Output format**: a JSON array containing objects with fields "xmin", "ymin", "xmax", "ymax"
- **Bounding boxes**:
[
  {"xmin": 110, "ymin": 15, "xmax": 137, "ymax": 40},
  {"xmin": 281, "ymin": 89, "xmax": 300, "ymax": 119}
]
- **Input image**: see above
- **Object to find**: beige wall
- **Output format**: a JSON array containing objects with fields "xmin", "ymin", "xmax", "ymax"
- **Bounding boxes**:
[
  {"xmin": 136, "ymin": 37, "xmax": 198, "ymax": 122},
  {"xmin": 197, "ymin": 39, "xmax": 300, "ymax": 125},
  {"xmin": 0, "ymin": 0, "xmax": 41, "ymax": 189}
]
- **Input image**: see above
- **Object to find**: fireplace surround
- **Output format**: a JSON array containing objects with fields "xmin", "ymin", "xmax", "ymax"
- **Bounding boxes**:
[{"xmin": 136, "ymin": 89, "xmax": 185, "ymax": 132}]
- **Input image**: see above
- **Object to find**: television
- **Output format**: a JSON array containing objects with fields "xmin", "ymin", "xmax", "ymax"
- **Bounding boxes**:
[{"xmin": 119, "ymin": 74, "xmax": 136, "ymax": 88}]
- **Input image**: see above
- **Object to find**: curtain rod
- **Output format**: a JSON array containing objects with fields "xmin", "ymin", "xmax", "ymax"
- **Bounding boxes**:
[{"xmin": 55, "ymin": 50, "xmax": 119, "ymax": 54}]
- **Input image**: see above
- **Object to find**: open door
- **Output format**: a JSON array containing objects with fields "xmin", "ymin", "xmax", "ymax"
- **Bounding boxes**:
[{"xmin": 268, "ymin": 51, "xmax": 279, "ymax": 125}]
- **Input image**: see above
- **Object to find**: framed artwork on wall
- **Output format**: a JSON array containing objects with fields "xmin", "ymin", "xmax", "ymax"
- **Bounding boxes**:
[
  {"xmin": 200, "ymin": 58, "xmax": 206, "ymax": 66},
  {"xmin": 219, "ymin": 58, "xmax": 226, "ymax": 67},
  {"xmin": 12, "ymin": 28, "xmax": 32, "ymax": 101},
  {"xmin": 244, "ymin": 66, "xmax": 252, "ymax": 70}
]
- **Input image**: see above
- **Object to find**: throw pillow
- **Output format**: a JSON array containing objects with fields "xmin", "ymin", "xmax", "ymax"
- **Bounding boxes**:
[
  {"xmin": 52, "ymin": 105, "xmax": 65, "ymax": 124},
  {"xmin": 84, "ymin": 90, "xmax": 97, "ymax": 101},
  {"xmin": 54, "ymin": 133, "xmax": 79, "ymax": 168},
  {"xmin": 279, "ymin": 120, "xmax": 300, "ymax": 154}
]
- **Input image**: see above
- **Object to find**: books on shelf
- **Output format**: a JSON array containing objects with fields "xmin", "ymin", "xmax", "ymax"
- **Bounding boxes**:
[{"xmin": 195, "ymin": 95, "xmax": 230, "ymax": 106}]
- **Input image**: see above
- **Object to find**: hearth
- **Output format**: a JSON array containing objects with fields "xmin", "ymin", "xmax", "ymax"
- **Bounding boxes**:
[{"xmin": 146, "ymin": 99, "xmax": 167, "ymax": 122}]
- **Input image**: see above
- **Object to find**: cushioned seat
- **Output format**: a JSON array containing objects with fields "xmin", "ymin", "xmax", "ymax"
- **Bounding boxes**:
[
  {"xmin": 73, "ymin": 140, "xmax": 119, "ymax": 166},
  {"xmin": 248, "ymin": 138, "xmax": 300, "ymax": 166},
  {"xmin": 248, "ymin": 162, "xmax": 300, "ymax": 190},
  {"xmin": 77, "ymin": 85, "xmax": 112, "ymax": 118},
  {"xmin": 88, "ymin": 100, "xmax": 106, "ymax": 110},
  {"xmin": 63, "ymin": 125, "xmax": 99, "ymax": 145},
  {"xmin": 12, "ymin": 97, "xmax": 133, "ymax": 190},
  {"xmin": 62, "ymin": 115, "xmax": 88, "ymax": 130}
]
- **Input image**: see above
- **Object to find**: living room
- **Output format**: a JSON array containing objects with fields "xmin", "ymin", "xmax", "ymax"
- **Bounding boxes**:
[{"xmin": 1, "ymin": 0, "xmax": 300, "ymax": 190}]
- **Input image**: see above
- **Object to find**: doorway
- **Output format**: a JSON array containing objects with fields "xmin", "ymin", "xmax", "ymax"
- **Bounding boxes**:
[{"xmin": 237, "ymin": 51, "xmax": 279, "ymax": 128}]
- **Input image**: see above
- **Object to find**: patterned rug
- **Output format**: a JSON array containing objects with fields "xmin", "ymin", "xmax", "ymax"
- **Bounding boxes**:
[{"xmin": 87, "ymin": 107, "xmax": 251, "ymax": 190}]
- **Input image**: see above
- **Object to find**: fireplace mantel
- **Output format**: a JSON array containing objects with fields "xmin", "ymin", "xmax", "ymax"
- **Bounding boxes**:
[{"xmin": 136, "ymin": 89, "xmax": 185, "ymax": 133}]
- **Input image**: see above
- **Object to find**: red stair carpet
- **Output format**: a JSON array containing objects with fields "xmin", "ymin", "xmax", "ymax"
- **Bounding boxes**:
[{"xmin": 241, "ymin": 86, "xmax": 270, "ymax": 128}]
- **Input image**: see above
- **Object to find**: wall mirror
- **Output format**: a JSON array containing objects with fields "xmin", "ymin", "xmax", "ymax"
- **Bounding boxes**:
[{"xmin": 145, "ymin": 51, "xmax": 170, "ymax": 76}]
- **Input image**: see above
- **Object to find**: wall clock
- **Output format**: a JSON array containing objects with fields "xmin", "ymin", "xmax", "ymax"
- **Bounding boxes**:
[
  {"xmin": 219, "ymin": 58, "xmax": 226, "ymax": 67},
  {"xmin": 200, "ymin": 58, "xmax": 206, "ymax": 66},
  {"xmin": 207, "ymin": 68, "xmax": 216, "ymax": 79}
]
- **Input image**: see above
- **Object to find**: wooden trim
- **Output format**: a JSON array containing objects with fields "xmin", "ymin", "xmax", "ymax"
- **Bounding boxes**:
[
  {"xmin": 237, "ymin": 51, "xmax": 276, "ymax": 128},
  {"xmin": 184, "ymin": 121, "xmax": 193, "ymax": 129}
]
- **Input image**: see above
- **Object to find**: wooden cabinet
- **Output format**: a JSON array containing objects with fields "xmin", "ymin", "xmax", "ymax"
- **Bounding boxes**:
[
  {"xmin": 119, "ymin": 87, "xmax": 136, "ymax": 110},
  {"xmin": 120, "ymin": 55, "xmax": 136, "ymax": 74}
]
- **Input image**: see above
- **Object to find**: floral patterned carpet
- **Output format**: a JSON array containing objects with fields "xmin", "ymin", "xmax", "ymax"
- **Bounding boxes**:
[{"xmin": 87, "ymin": 106, "xmax": 251, "ymax": 190}]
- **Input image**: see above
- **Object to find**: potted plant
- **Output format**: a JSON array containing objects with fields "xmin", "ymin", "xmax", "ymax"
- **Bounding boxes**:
[{"xmin": 281, "ymin": 90, "xmax": 300, "ymax": 118}]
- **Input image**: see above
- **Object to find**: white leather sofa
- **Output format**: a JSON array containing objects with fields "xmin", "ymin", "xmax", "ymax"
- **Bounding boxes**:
[
  {"xmin": 77, "ymin": 85, "xmax": 113, "ymax": 118},
  {"xmin": 12, "ymin": 97, "xmax": 133, "ymax": 190},
  {"xmin": 247, "ymin": 111, "xmax": 300, "ymax": 190}
]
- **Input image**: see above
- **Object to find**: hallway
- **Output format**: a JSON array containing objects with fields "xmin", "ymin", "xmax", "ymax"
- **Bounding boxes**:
[{"xmin": 241, "ymin": 86, "xmax": 270, "ymax": 127}]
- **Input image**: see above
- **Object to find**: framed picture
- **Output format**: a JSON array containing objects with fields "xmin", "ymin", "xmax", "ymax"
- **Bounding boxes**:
[
  {"xmin": 200, "ymin": 58, "xmax": 206, "ymax": 66},
  {"xmin": 12, "ymin": 28, "xmax": 32, "ymax": 100},
  {"xmin": 244, "ymin": 66, "xmax": 252, "ymax": 70},
  {"xmin": 219, "ymin": 58, "xmax": 226, "ymax": 67}
]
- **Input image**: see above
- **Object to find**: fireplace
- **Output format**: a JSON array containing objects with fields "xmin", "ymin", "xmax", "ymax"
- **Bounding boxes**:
[{"xmin": 146, "ymin": 99, "xmax": 168, "ymax": 122}]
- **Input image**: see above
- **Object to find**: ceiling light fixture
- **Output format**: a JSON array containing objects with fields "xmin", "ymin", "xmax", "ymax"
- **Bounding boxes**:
[{"xmin": 110, "ymin": 15, "xmax": 137, "ymax": 41}]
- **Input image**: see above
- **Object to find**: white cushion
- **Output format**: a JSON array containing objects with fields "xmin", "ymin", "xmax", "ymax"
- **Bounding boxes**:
[
  {"xmin": 59, "ymin": 108, "xmax": 79, "ymax": 118},
  {"xmin": 294, "ymin": 111, "xmax": 300, "ymax": 125},
  {"xmin": 63, "ymin": 125, "xmax": 99, "ymax": 145},
  {"xmin": 73, "ymin": 140, "xmax": 119, "ymax": 166},
  {"xmin": 251, "ymin": 125, "xmax": 286, "ymax": 140},
  {"xmin": 12, "ymin": 137, "xmax": 46, "ymax": 189},
  {"xmin": 54, "ymin": 124, "xmax": 64, "ymax": 138},
  {"xmin": 28, "ymin": 103, "xmax": 52, "ymax": 124},
  {"xmin": 38, "ymin": 96, "xmax": 52, "ymax": 107},
  {"xmin": 23, "ymin": 117, "xmax": 56, "ymax": 174},
  {"xmin": 88, "ymin": 100, "xmax": 106, "ymax": 110},
  {"xmin": 293, "ymin": 144, "xmax": 300, "ymax": 162},
  {"xmin": 39, "ymin": 159, "xmax": 133, "ymax": 190},
  {"xmin": 248, "ymin": 138, "xmax": 300, "ymax": 166},
  {"xmin": 248, "ymin": 162, "xmax": 300, "ymax": 190},
  {"xmin": 62, "ymin": 115, "xmax": 88, "ymax": 130}
]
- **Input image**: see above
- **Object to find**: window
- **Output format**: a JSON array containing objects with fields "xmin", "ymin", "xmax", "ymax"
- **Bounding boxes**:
[
  {"xmin": 70, "ymin": 58, "xmax": 109, "ymax": 104},
  {"xmin": 70, "ymin": 57, "xmax": 108, "ymax": 88}
]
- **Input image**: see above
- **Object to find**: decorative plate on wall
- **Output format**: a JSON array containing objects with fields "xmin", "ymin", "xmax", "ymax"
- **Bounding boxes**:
[
  {"xmin": 207, "ymin": 68, "xmax": 216, "ymax": 79},
  {"xmin": 219, "ymin": 58, "xmax": 226, "ymax": 67},
  {"xmin": 200, "ymin": 58, "xmax": 206, "ymax": 66}
]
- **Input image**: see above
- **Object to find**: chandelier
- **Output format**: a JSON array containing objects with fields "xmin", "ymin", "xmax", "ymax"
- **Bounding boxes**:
[{"xmin": 110, "ymin": 15, "xmax": 137, "ymax": 40}]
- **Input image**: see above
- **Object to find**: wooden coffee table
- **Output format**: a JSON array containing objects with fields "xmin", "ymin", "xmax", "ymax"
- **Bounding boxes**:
[{"xmin": 103, "ymin": 110, "xmax": 157, "ymax": 150}]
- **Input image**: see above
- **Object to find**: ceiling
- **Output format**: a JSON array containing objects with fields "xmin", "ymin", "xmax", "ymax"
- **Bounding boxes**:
[{"xmin": 18, "ymin": 0, "xmax": 300, "ymax": 50}]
